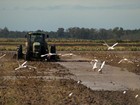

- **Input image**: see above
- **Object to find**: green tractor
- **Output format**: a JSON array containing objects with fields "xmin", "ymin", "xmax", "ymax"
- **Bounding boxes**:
[{"xmin": 17, "ymin": 32, "xmax": 58, "ymax": 61}]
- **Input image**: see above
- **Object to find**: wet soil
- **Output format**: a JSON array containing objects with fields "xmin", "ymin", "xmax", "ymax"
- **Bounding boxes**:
[{"xmin": 0, "ymin": 51, "xmax": 140, "ymax": 105}]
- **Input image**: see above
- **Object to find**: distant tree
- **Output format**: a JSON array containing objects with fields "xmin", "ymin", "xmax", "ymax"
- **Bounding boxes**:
[
  {"xmin": 67, "ymin": 27, "xmax": 79, "ymax": 38},
  {"xmin": 0, "ymin": 26, "xmax": 140, "ymax": 40},
  {"xmin": 1, "ymin": 27, "xmax": 9, "ymax": 36},
  {"xmin": 99, "ymin": 28, "xmax": 108, "ymax": 40},
  {"xmin": 57, "ymin": 28, "xmax": 64, "ymax": 38},
  {"xmin": 112, "ymin": 27, "xmax": 125, "ymax": 39},
  {"xmin": 48, "ymin": 31, "xmax": 57, "ymax": 38}
]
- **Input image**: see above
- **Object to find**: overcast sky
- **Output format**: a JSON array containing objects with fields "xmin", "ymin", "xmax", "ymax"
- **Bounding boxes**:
[{"xmin": 0, "ymin": 0, "xmax": 140, "ymax": 31}]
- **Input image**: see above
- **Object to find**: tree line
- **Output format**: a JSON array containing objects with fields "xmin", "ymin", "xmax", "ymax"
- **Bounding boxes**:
[{"xmin": 0, "ymin": 27, "xmax": 140, "ymax": 40}]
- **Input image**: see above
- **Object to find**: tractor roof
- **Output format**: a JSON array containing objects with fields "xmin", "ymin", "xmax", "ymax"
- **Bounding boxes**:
[{"xmin": 28, "ymin": 32, "xmax": 45, "ymax": 35}]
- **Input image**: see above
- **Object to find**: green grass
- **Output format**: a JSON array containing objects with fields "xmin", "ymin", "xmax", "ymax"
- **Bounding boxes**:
[{"xmin": 0, "ymin": 38, "xmax": 139, "ymax": 51}]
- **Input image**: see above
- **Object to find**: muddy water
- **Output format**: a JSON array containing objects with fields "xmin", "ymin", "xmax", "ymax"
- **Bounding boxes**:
[{"xmin": 58, "ymin": 60, "xmax": 140, "ymax": 91}]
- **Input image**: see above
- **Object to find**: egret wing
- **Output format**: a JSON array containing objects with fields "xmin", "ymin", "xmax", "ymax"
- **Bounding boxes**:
[
  {"xmin": 0, "ymin": 54, "xmax": 6, "ymax": 59},
  {"xmin": 21, "ymin": 61, "xmax": 27, "ymax": 66},
  {"xmin": 100, "ymin": 61, "xmax": 105, "ymax": 69},
  {"xmin": 112, "ymin": 43, "xmax": 118, "ymax": 47}
]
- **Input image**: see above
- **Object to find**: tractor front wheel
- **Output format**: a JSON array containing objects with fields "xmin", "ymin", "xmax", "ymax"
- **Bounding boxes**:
[
  {"xmin": 50, "ymin": 45, "xmax": 56, "ymax": 53},
  {"xmin": 50, "ymin": 45, "xmax": 59, "ymax": 61}
]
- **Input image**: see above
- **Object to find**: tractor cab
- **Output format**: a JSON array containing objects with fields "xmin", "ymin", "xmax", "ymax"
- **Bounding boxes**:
[
  {"xmin": 17, "ymin": 32, "xmax": 57, "ymax": 61},
  {"xmin": 25, "ymin": 32, "xmax": 49, "ymax": 60},
  {"xmin": 27, "ymin": 32, "xmax": 45, "ymax": 43}
]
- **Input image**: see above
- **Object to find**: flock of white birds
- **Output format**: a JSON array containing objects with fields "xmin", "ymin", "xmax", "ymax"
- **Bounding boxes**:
[
  {"xmin": 67, "ymin": 41, "xmax": 139, "ymax": 98},
  {"xmin": 0, "ymin": 41, "xmax": 139, "ymax": 99},
  {"xmin": 90, "ymin": 42, "xmax": 137, "ymax": 73},
  {"xmin": 87, "ymin": 42, "xmax": 139, "ymax": 99}
]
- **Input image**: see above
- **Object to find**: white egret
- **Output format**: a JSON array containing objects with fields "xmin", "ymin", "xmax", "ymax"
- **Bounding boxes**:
[
  {"xmin": 61, "ymin": 53, "xmax": 76, "ymax": 57},
  {"xmin": 77, "ymin": 80, "xmax": 82, "ymax": 84},
  {"xmin": 15, "ymin": 61, "xmax": 36, "ymax": 70},
  {"xmin": 123, "ymin": 91, "xmax": 126, "ymax": 94},
  {"xmin": 41, "ymin": 53, "xmax": 57, "ymax": 57},
  {"xmin": 68, "ymin": 92, "xmax": 73, "ymax": 97},
  {"xmin": 90, "ymin": 59, "xmax": 98, "ymax": 71},
  {"xmin": 135, "ymin": 94, "xmax": 139, "ymax": 98},
  {"xmin": 98, "ymin": 61, "xmax": 105, "ymax": 73},
  {"xmin": 103, "ymin": 42, "xmax": 118, "ymax": 50},
  {"xmin": 118, "ymin": 58, "xmax": 133, "ymax": 64},
  {"xmin": 15, "ymin": 61, "xmax": 27, "ymax": 70}
]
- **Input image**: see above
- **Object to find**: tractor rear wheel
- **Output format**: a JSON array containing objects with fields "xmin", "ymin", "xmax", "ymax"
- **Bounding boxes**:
[
  {"xmin": 50, "ymin": 45, "xmax": 59, "ymax": 61},
  {"xmin": 17, "ymin": 45, "xmax": 23, "ymax": 59},
  {"xmin": 50, "ymin": 45, "xmax": 56, "ymax": 53},
  {"xmin": 50, "ymin": 45, "xmax": 56, "ymax": 61}
]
